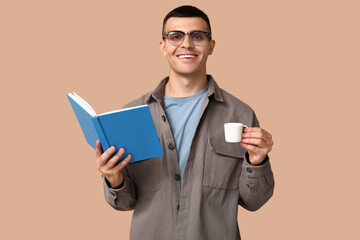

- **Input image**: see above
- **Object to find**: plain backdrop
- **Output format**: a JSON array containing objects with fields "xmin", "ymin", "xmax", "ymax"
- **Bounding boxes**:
[{"xmin": 1, "ymin": 0, "xmax": 359, "ymax": 239}]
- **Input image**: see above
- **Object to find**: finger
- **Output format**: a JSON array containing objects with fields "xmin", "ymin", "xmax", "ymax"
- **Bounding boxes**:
[
  {"xmin": 240, "ymin": 142, "xmax": 266, "ymax": 155},
  {"xmin": 243, "ymin": 130, "xmax": 272, "ymax": 142},
  {"xmin": 113, "ymin": 153, "xmax": 132, "ymax": 172},
  {"xmin": 240, "ymin": 141, "xmax": 272, "ymax": 155},
  {"xmin": 242, "ymin": 139, "xmax": 272, "ymax": 153},
  {"xmin": 243, "ymin": 131, "xmax": 268, "ymax": 141},
  {"xmin": 98, "ymin": 146, "xmax": 116, "ymax": 167},
  {"xmin": 107, "ymin": 148, "xmax": 126, "ymax": 168},
  {"xmin": 244, "ymin": 127, "xmax": 271, "ymax": 136},
  {"xmin": 244, "ymin": 127, "xmax": 262, "ymax": 132},
  {"xmin": 95, "ymin": 140, "xmax": 103, "ymax": 158},
  {"xmin": 262, "ymin": 129, "xmax": 272, "ymax": 141},
  {"xmin": 241, "ymin": 138, "xmax": 266, "ymax": 148}
]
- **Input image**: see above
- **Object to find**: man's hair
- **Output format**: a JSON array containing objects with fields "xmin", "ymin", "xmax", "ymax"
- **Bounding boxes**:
[{"xmin": 162, "ymin": 5, "xmax": 212, "ymax": 36}]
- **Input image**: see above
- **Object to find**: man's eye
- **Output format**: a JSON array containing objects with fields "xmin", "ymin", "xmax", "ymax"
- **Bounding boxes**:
[
  {"xmin": 191, "ymin": 33, "xmax": 204, "ymax": 40},
  {"xmin": 169, "ymin": 33, "xmax": 183, "ymax": 41}
]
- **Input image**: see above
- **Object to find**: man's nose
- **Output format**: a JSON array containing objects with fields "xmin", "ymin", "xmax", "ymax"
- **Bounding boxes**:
[{"xmin": 180, "ymin": 33, "xmax": 194, "ymax": 48}]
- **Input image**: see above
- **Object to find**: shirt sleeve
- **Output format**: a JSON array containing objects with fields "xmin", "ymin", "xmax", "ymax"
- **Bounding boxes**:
[
  {"xmin": 238, "ymin": 111, "xmax": 275, "ymax": 211},
  {"xmin": 238, "ymin": 152, "xmax": 275, "ymax": 211},
  {"xmin": 102, "ymin": 166, "xmax": 137, "ymax": 211}
]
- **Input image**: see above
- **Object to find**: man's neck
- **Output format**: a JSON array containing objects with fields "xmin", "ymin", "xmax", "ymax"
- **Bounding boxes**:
[{"xmin": 165, "ymin": 72, "xmax": 208, "ymax": 97}]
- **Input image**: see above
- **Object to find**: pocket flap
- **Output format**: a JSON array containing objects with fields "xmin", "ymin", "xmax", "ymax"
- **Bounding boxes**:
[{"xmin": 208, "ymin": 136, "xmax": 246, "ymax": 159}]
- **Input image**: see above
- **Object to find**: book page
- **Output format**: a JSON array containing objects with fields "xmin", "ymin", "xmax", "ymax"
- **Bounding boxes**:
[
  {"xmin": 99, "ymin": 105, "xmax": 148, "ymax": 116},
  {"xmin": 69, "ymin": 92, "xmax": 97, "ymax": 117}
]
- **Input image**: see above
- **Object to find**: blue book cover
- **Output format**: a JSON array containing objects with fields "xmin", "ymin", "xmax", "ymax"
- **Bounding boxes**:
[{"xmin": 67, "ymin": 92, "xmax": 163, "ymax": 163}]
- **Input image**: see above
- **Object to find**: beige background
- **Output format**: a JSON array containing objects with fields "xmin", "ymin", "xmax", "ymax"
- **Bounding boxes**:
[{"xmin": 1, "ymin": 0, "xmax": 359, "ymax": 239}]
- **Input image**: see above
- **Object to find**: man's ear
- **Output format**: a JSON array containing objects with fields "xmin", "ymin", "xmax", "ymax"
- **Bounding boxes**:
[
  {"xmin": 208, "ymin": 39, "xmax": 216, "ymax": 55},
  {"xmin": 159, "ymin": 41, "xmax": 167, "ymax": 56}
]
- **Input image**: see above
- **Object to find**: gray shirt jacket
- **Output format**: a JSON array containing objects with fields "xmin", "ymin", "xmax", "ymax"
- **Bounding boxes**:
[{"xmin": 103, "ymin": 75, "xmax": 275, "ymax": 240}]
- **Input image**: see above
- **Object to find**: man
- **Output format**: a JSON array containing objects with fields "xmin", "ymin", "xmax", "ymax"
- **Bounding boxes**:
[{"xmin": 96, "ymin": 5, "xmax": 274, "ymax": 240}]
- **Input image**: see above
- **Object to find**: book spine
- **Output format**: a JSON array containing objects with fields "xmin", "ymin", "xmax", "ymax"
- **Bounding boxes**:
[{"xmin": 92, "ymin": 117, "xmax": 110, "ymax": 152}]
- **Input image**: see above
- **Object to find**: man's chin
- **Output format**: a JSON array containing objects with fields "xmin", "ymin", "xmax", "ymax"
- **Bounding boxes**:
[
  {"xmin": 172, "ymin": 67, "xmax": 203, "ymax": 76},
  {"xmin": 173, "ymin": 70, "xmax": 200, "ymax": 77}
]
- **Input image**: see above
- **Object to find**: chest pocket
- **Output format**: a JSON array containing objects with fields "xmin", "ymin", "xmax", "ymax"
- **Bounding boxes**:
[
  {"xmin": 127, "ymin": 157, "xmax": 161, "ymax": 194},
  {"xmin": 202, "ymin": 136, "xmax": 246, "ymax": 190}
]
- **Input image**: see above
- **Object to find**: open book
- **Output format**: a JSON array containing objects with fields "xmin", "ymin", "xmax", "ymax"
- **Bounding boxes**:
[{"xmin": 67, "ymin": 92, "xmax": 163, "ymax": 163}]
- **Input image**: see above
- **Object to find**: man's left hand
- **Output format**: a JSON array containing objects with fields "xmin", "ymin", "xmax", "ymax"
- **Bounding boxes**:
[{"xmin": 240, "ymin": 127, "xmax": 273, "ymax": 165}]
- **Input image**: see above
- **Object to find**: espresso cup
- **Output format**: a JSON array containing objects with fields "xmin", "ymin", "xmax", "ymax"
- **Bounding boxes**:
[{"xmin": 224, "ymin": 123, "xmax": 248, "ymax": 143}]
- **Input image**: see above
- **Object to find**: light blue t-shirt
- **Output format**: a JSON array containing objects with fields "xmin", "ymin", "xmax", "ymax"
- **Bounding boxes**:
[{"xmin": 164, "ymin": 85, "xmax": 209, "ymax": 185}]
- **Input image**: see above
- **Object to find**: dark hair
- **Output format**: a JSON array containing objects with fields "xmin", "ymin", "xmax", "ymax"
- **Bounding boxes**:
[{"xmin": 162, "ymin": 5, "xmax": 212, "ymax": 36}]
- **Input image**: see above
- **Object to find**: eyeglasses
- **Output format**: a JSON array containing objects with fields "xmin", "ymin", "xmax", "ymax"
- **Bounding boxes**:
[{"xmin": 163, "ymin": 31, "xmax": 212, "ymax": 46}]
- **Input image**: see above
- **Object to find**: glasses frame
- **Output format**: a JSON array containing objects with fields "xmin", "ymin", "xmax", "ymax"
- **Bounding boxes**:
[{"xmin": 162, "ymin": 30, "xmax": 212, "ymax": 46}]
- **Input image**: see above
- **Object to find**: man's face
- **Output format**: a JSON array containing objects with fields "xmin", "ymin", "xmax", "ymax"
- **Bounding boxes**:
[{"xmin": 160, "ymin": 17, "xmax": 215, "ymax": 78}]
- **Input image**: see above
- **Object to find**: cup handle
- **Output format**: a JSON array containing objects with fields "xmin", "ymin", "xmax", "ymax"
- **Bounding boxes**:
[
  {"xmin": 242, "ymin": 125, "xmax": 248, "ymax": 133},
  {"xmin": 242, "ymin": 124, "xmax": 248, "ymax": 133}
]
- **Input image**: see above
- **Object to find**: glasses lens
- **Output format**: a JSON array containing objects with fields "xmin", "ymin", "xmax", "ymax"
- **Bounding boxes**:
[
  {"xmin": 190, "ymin": 32, "xmax": 207, "ymax": 45},
  {"xmin": 167, "ymin": 32, "xmax": 184, "ymax": 46},
  {"xmin": 166, "ymin": 31, "xmax": 209, "ymax": 46}
]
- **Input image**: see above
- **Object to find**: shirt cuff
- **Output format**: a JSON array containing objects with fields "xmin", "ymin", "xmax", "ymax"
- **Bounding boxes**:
[
  {"xmin": 243, "ymin": 152, "xmax": 272, "ymax": 177},
  {"xmin": 245, "ymin": 151, "xmax": 269, "ymax": 166},
  {"xmin": 103, "ymin": 175, "xmax": 126, "ymax": 192}
]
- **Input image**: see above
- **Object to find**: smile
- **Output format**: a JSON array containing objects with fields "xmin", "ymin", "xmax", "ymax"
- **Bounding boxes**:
[{"xmin": 177, "ymin": 54, "xmax": 198, "ymax": 59}]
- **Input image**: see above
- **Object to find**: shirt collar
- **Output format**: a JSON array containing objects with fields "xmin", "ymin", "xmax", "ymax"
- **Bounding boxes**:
[{"xmin": 146, "ymin": 74, "xmax": 224, "ymax": 104}]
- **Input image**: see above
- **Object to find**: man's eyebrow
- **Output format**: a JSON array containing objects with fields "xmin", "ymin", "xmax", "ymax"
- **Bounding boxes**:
[{"xmin": 166, "ymin": 30, "xmax": 207, "ymax": 32}]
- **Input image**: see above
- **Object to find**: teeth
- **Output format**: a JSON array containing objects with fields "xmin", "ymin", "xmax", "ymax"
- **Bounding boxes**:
[{"xmin": 178, "ymin": 55, "xmax": 196, "ymax": 59}]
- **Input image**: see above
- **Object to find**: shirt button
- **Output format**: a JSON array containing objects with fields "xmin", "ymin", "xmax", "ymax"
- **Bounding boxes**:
[
  {"xmin": 161, "ymin": 115, "xmax": 166, "ymax": 122},
  {"xmin": 177, "ymin": 204, "xmax": 180, "ymax": 210},
  {"xmin": 246, "ymin": 167, "xmax": 253, "ymax": 173},
  {"xmin": 168, "ymin": 143, "xmax": 175, "ymax": 150},
  {"xmin": 175, "ymin": 174, "xmax": 181, "ymax": 181}
]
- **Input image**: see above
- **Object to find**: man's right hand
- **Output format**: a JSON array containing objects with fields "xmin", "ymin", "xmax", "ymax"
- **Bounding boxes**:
[{"xmin": 95, "ymin": 140, "xmax": 132, "ymax": 188}]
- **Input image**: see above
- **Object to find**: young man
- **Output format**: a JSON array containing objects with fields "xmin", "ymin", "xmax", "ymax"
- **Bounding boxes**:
[{"xmin": 96, "ymin": 5, "xmax": 274, "ymax": 240}]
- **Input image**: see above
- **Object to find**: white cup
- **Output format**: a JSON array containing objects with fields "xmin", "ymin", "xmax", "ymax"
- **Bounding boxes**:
[{"xmin": 224, "ymin": 123, "xmax": 248, "ymax": 143}]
